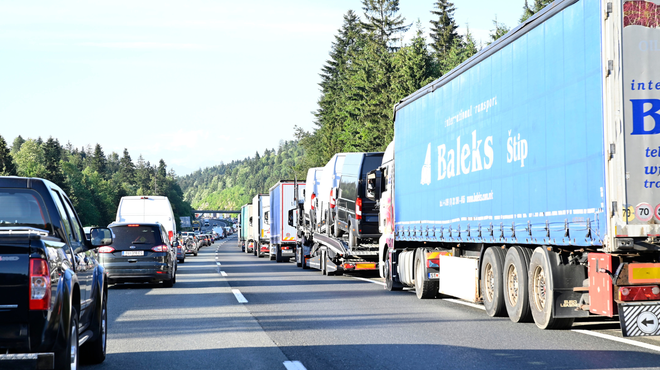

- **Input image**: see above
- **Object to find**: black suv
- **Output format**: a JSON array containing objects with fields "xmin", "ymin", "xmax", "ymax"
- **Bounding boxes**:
[
  {"xmin": 333, "ymin": 152, "xmax": 384, "ymax": 247},
  {"xmin": 101, "ymin": 223, "xmax": 177, "ymax": 287}
]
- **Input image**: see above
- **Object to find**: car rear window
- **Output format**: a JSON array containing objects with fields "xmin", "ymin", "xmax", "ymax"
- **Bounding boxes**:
[
  {"xmin": 110, "ymin": 225, "xmax": 162, "ymax": 249},
  {"xmin": 0, "ymin": 190, "xmax": 48, "ymax": 230}
]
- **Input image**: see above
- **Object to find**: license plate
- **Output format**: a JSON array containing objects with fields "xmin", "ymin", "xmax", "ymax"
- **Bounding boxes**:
[
  {"xmin": 122, "ymin": 251, "xmax": 144, "ymax": 257},
  {"xmin": 428, "ymin": 272, "xmax": 439, "ymax": 279}
]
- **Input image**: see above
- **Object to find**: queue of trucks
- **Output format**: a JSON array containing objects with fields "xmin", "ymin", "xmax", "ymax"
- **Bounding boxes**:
[{"xmin": 236, "ymin": 0, "xmax": 660, "ymax": 338}]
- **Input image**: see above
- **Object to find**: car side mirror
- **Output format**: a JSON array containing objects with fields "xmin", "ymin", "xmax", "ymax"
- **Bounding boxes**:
[{"xmin": 90, "ymin": 227, "xmax": 113, "ymax": 248}]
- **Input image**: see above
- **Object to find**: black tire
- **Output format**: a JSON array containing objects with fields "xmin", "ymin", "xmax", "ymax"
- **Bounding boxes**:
[
  {"xmin": 481, "ymin": 247, "xmax": 507, "ymax": 317},
  {"xmin": 254, "ymin": 243, "xmax": 258, "ymax": 256},
  {"xmin": 55, "ymin": 307, "xmax": 79, "ymax": 370},
  {"xmin": 296, "ymin": 247, "xmax": 303, "ymax": 268},
  {"xmin": 528, "ymin": 247, "xmax": 575, "ymax": 329},
  {"xmin": 385, "ymin": 252, "xmax": 403, "ymax": 291},
  {"xmin": 178, "ymin": 258, "xmax": 185, "ymax": 263},
  {"xmin": 193, "ymin": 249, "xmax": 198, "ymax": 257},
  {"xmin": 276, "ymin": 245, "xmax": 283, "ymax": 262},
  {"xmin": 321, "ymin": 250, "xmax": 327, "ymax": 275},
  {"xmin": 163, "ymin": 273, "xmax": 174, "ymax": 288},
  {"xmin": 503, "ymin": 246, "xmax": 533, "ymax": 323},
  {"xmin": 415, "ymin": 250, "xmax": 437, "ymax": 299},
  {"xmin": 82, "ymin": 292, "xmax": 107, "ymax": 364},
  {"xmin": 348, "ymin": 224, "xmax": 357, "ymax": 248}
]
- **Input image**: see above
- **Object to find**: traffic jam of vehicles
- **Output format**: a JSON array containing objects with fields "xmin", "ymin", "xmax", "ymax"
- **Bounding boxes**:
[
  {"xmin": 2, "ymin": 1, "xmax": 660, "ymax": 368},
  {"xmin": 0, "ymin": 189, "xmax": 234, "ymax": 369},
  {"xmin": 236, "ymin": 0, "xmax": 660, "ymax": 339}
]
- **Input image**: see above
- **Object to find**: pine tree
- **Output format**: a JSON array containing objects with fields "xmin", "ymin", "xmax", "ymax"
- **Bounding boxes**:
[
  {"xmin": 429, "ymin": 0, "xmax": 460, "ymax": 60},
  {"xmin": 439, "ymin": 26, "xmax": 479, "ymax": 74},
  {"xmin": 487, "ymin": 16, "xmax": 510, "ymax": 45},
  {"xmin": 361, "ymin": 0, "xmax": 411, "ymax": 49},
  {"xmin": 0, "ymin": 135, "xmax": 17, "ymax": 176},
  {"xmin": 520, "ymin": 0, "xmax": 554, "ymax": 22},
  {"xmin": 42, "ymin": 137, "xmax": 66, "ymax": 188},
  {"xmin": 11, "ymin": 136, "xmax": 25, "ymax": 154},
  {"xmin": 393, "ymin": 21, "xmax": 436, "ymax": 101},
  {"xmin": 309, "ymin": 10, "xmax": 364, "ymax": 163},
  {"xmin": 118, "ymin": 148, "xmax": 136, "ymax": 185},
  {"xmin": 135, "ymin": 155, "xmax": 153, "ymax": 194},
  {"xmin": 90, "ymin": 144, "xmax": 107, "ymax": 176}
]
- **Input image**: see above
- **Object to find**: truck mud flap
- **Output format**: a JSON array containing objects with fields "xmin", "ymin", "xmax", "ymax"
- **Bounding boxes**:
[
  {"xmin": 618, "ymin": 302, "xmax": 660, "ymax": 337},
  {"xmin": 552, "ymin": 289, "xmax": 590, "ymax": 318}
]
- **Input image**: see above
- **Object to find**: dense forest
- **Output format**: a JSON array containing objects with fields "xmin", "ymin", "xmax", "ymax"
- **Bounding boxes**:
[
  {"xmin": 0, "ymin": 135, "xmax": 192, "ymax": 227},
  {"xmin": 178, "ymin": 140, "xmax": 305, "ymax": 210}
]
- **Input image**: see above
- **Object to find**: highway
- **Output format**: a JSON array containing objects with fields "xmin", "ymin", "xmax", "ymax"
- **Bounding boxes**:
[{"xmin": 83, "ymin": 234, "xmax": 660, "ymax": 370}]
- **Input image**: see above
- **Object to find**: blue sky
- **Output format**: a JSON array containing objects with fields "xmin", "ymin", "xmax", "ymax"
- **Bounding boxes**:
[{"xmin": 0, "ymin": 0, "xmax": 525, "ymax": 175}]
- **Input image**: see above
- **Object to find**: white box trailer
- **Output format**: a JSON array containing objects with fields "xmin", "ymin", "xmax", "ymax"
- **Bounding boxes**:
[
  {"xmin": 251, "ymin": 194, "xmax": 270, "ymax": 257},
  {"xmin": 269, "ymin": 181, "xmax": 305, "ymax": 262}
]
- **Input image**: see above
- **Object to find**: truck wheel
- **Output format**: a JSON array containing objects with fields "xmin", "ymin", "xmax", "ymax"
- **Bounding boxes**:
[
  {"xmin": 321, "ymin": 250, "xmax": 327, "ymax": 275},
  {"xmin": 276, "ymin": 245, "xmax": 283, "ymax": 262},
  {"xmin": 348, "ymin": 225, "xmax": 357, "ymax": 248},
  {"xmin": 415, "ymin": 250, "xmax": 437, "ymax": 299},
  {"xmin": 481, "ymin": 247, "xmax": 507, "ymax": 317},
  {"xmin": 82, "ymin": 292, "xmax": 107, "ymax": 364},
  {"xmin": 56, "ymin": 307, "xmax": 79, "ymax": 370},
  {"xmin": 385, "ymin": 252, "xmax": 403, "ymax": 291},
  {"xmin": 528, "ymin": 247, "xmax": 575, "ymax": 329},
  {"xmin": 296, "ymin": 247, "xmax": 303, "ymax": 268},
  {"xmin": 163, "ymin": 273, "xmax": 174, "ymax": 288},
  {"xmin": 193, "ymin": 248, "xmax": 198, "ymax": 257},
  {"xmin": 503, "ymin": 246, "xmax": 532, "ymax": 323}
]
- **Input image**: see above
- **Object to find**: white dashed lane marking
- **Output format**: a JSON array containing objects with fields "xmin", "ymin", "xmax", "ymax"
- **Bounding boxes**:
[
  {"xmin": 232, "ymin": 289, "xmax": 248, "ymax": 303},
  {"xmin": 283, "ymin": 361, "xmax": 307, "ymax": 370}
]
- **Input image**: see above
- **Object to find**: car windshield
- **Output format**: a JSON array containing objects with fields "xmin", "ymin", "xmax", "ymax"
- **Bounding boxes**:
[
  {"xmin": 0, "ymin": 190, "xmax": 48, "ymax": 230},
  {"xmin": 110, "ymin": 225, "xmax": 161, "ymax": 248}
]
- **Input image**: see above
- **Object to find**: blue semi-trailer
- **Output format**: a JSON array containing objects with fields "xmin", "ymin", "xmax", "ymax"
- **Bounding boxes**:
[{"xmin": 367, "ymin": 0, "xmax": 660, "ymax": 336}]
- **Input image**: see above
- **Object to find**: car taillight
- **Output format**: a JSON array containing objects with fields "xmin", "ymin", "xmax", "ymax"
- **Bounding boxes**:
[
  {"xmin": 98, "ymin": 246, "xmax": 115, "ymax": 253},
  {"xmin": 619, "ymin": 286, "xmax": 660, "ymax": 302},
  {"xmin": 311, "ymin": 193, "xmax": 316, "ymax": 210},
  {"xmin": 356, "ymin": 197, "xmax": 362, "ymax": 220},
  {"xmin": 29, "ymin": 258, "xmax": 51, "ymax": 310},
  {"xmin": 151, "ymin": 245, "xmax": 168, "ymax": 252}
]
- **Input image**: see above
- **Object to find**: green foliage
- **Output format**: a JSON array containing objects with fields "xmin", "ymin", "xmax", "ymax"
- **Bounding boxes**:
[
  {"xmin": 488, "ymin": 16, "xmax": 510, "ymax": 45},
  {"xmin": 178, "ymin": 141, "xmax": 304, "ymax": 210},
  {"xmin": 6, "ymin": 136, "xmax": 192, "ymax": 228},
  {"xmin": 13, "ymin": 139, "xmax": 47, "ymax": 178},
  {"xmin": 361, "ymin": 0, "xmax": 411, "ymax": 49},
  {"xmin": 0, "ymin": 135, "xmax": 17, "ymax": 176},
  {"xmin": 429, "ymin": 0, "xmax": 459, "ymax": 59},
  {"xmin": 520, "ymin": 0, "xmax": 553, "ymax": 22}
]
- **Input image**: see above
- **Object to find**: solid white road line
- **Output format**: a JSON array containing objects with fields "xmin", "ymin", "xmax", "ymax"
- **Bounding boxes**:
[
  {"xmin": 351, "ymin": 277, "xmax": 385, "ymax": 286},
  {"xmin": 283, "ymin": 361, "xmax": 307, "ymax": 370},
  {"xmin": 572, "ymin": 329, "xmax": 660, "ymax": 352},
  {"xmin": 443, "ymin": 298, "xmax": 485, "ymax": 311},
  {"xmin": 220, "ymin": 271, "xmax": 228, "ymax": 277},
  {"xmin": 231, "ymin": 289, "xmax": 248, "ymax": 303}
]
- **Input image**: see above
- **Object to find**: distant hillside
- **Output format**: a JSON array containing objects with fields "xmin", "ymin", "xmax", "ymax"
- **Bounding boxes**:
[{"xmin": 178, "ymin": 140, "xmax": 307, "ymax": 210}]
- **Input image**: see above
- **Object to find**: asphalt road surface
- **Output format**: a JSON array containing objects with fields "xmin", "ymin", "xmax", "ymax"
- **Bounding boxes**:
[{"xmin": 83, "ymin": 235, "xmax": 660, "ymax": 370}]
